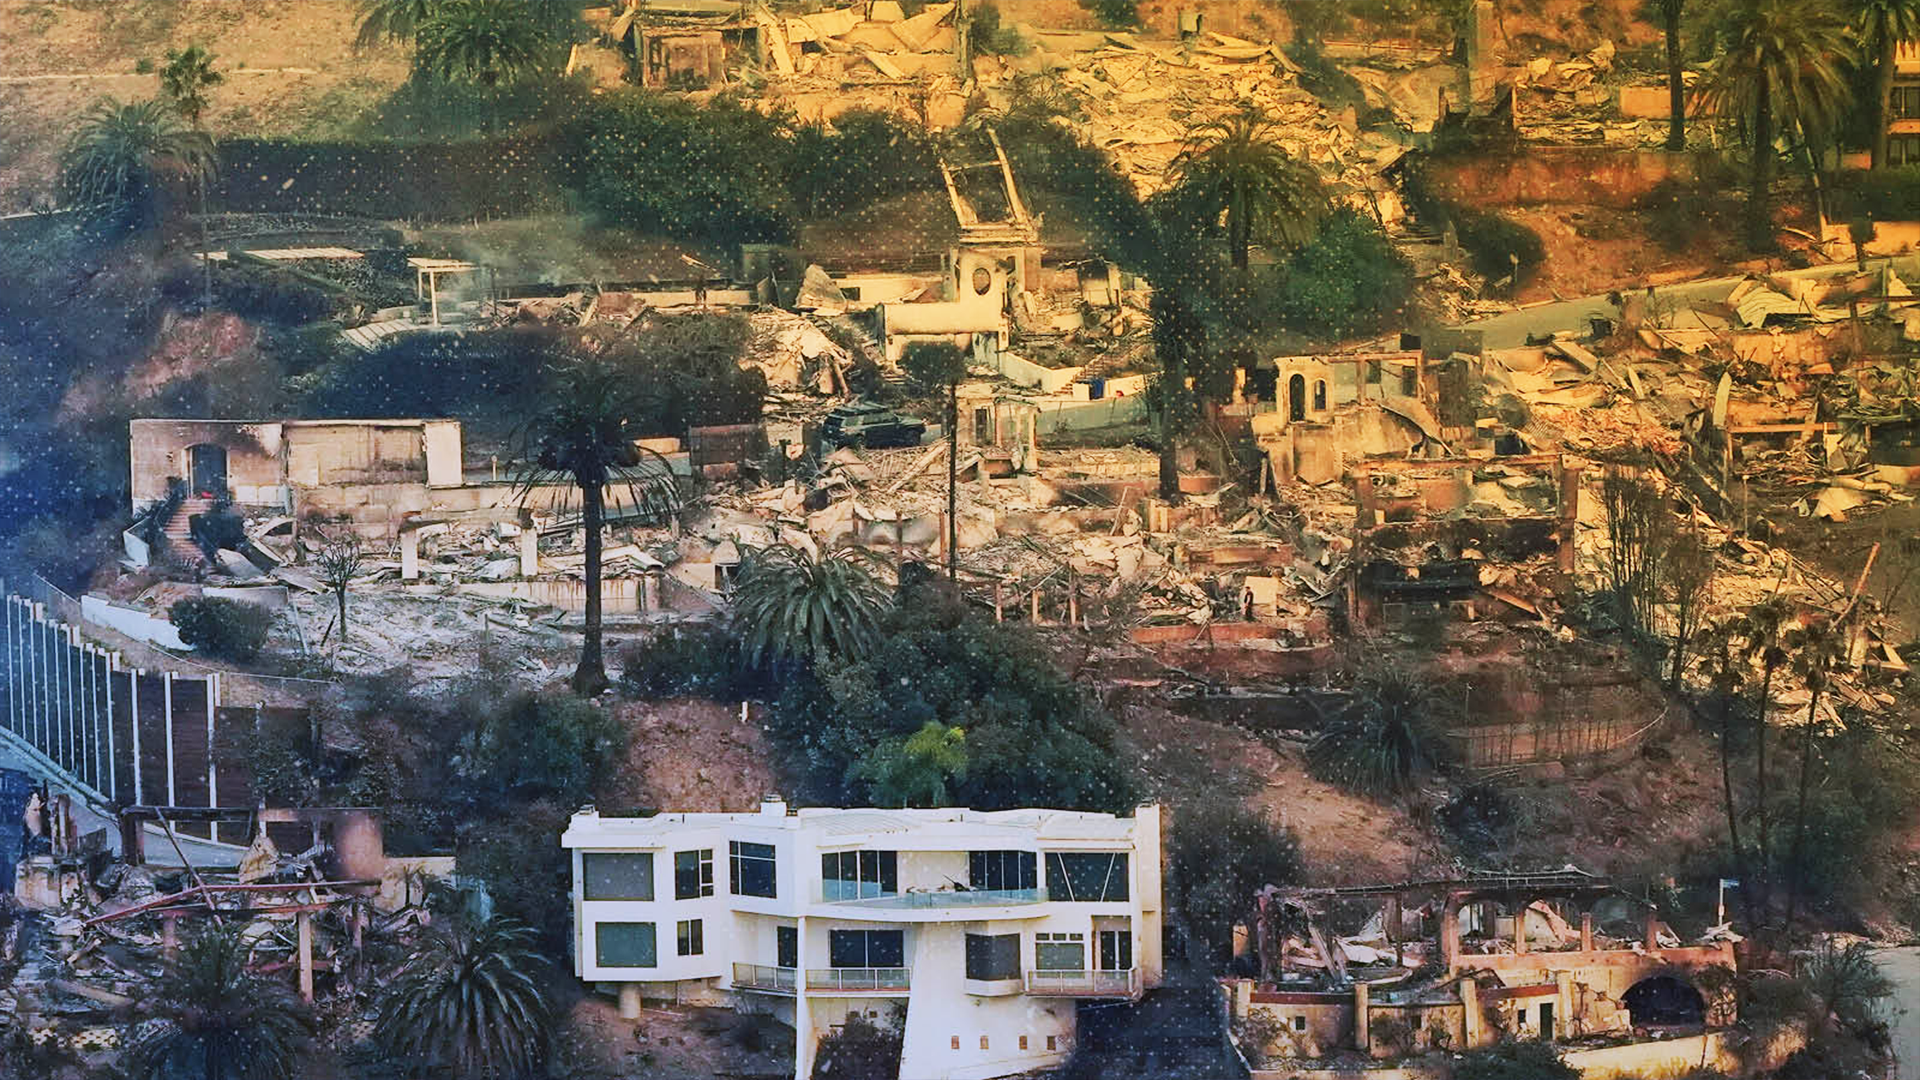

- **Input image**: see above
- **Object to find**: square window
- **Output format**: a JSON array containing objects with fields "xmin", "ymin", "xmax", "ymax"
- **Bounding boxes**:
[
  {"xmin": 1035, "ymin": 932, "xmax": 1086, "ymax": 971},
  {"xmin": 1293, "ymin": 1015, "xmax": 1306, "ymax": 1032},
  {"xmin": 676, "ymin": 918, "xmax": 703, "ymax": 957},
  {"xmin": 829, "ymin": 929, "xmax": 904, "ymax": 968},
  {"xmin": 964, "ymin": 933, "xmax": 1020, "ymax": 981},
  {"xmin": 675, "ymin": 849, "xmax": 714, "ymax": 899},
  {"xmin": 1047, "ymin": 1035, "xmax": 1057, "ymax": 1051},
  {"xmin": 730, "ymin": 841, "xmax": 776, "ymax": 898},
  {"xmin": 595, "ymin": 922, "xmax": 657, "ymax": 968},
  {"xmin": 980, "ymin": 1035, "xmax": 990, "ymax": 1050},
  {"xmin": 583, "ymin": 853, "xmax": 654, "ymax": 901}
]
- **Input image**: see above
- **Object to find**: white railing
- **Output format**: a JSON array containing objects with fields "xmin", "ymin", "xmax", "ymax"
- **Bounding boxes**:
[
  {"xmin": 806, "ymin": 967, "xmax": 911, "ymax": 992},
  {"xmin": 1025, "ymin": 968, "xmax": 1140, "ymax": 997},
  {"xmin": 732, "ymin": 963, "xmax": 797, "ymax": 993}
]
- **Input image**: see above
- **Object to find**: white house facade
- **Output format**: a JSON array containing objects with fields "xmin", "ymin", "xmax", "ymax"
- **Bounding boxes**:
[{"xmin": 562, "ymin": 799, "xmax": 1163, "ymax": 1080}]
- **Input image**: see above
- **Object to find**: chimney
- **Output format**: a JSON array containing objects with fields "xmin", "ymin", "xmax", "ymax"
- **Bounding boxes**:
[{"xmin": 760, "ymin": 794, "xmax": 788, "ymax": 817}]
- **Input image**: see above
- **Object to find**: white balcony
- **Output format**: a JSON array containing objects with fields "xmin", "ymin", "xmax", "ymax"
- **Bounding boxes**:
[
  {"xmin": 806, "ymin": 967, "xmax": 911, "ymax": 993},
  {"xmin": 732, "ymin": 963, "xmax": 798, "ymax": 995},
  {"xmin": 1025, "ymin": 968, "xmax": 1140, "ymax": 997}
]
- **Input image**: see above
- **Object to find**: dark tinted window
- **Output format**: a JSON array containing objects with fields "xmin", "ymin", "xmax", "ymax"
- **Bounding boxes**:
[
  {"xmin": 596, "ymin": 922, "xmax": 657, "ymax": 967},
  {"xmin": 965, "ymin": 933, "xmax": 1021, "ymax": 980},
  {"xmin": 829, "ymin": 929, "xmax": 904, "ymax": 968},
  {"xmin": 1044, "ymin": 852, "xmax": 1129, "ymax": 902},
  {"xmin": 730, "ymin": 841, "xmax": 776, "ymax": 897},
  {"xmin": 583, "ymin": 852, "xmax": 654, "ymax": 901}
]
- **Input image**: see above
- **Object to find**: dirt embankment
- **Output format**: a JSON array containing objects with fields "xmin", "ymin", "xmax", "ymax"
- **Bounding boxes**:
[{"xmin": 596, "ymin": 698, "xmax": 782, "ymax": 813}]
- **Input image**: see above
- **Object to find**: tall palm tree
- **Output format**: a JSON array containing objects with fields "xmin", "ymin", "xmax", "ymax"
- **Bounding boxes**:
[
  {"xmin": 517, "ymin": 347, "xmax": 683, "ymax": 695},
  {"xmin": 1696, "ymin": 617, "xmax": 1758, "ymax": 928},
  {"xmin": 1166, "ymin": 106, "xmax": 1326, "ymax": 271},
  {"xmin": 355, "ymin": 0, "xmax": 442, "ymax": 48},
  {"xmin": 415, "ymin": 0, "xmax": 553, "ymax": 87},
  {"xmin": 61, "ymin": 97, "xmax": 215, "ymax": 226},
  {"xmin": 1694, "ymin": 0, "xmax": 1855, "ymax": 249},
  {"xmin": 159, "ymin": 44, "xmax": 223, "ymax": 300},
  {"xmin": 730, "ymin": 544, "xmax": 888, "ymax": 669},
  {"xmin": 1783, "ymin": 614, "xmax": 1846, "ymax": 931},
  {"xmin": 1737, "ymin": 595, "xmax": 1792, "ymax": 911},
  {"xmin": 1858, "ymin": 0, "xmax": 1920, "ymax": 168},
  {"xmin": 375, "ymin": 918, "xmax": 555, "ymax": 1080},
  {"xmin": 134, "ymin": 926, "xmax": 310, "ymax": 1080}
]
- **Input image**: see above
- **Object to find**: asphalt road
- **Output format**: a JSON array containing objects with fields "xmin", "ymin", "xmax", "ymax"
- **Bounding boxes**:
[{"xmin": 1455, "ymin": 255, "xmax": 1920, "ymax": 349}]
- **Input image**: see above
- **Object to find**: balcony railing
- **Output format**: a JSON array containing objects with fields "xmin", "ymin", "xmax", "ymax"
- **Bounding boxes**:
[
  {"xmin": 732, "ymin": 963, "xmax": 797, "ymax": 994},
  {"xmin": 1025, "ymin": 968, "xmax": 1140, "ymax": 997},
  {"xmin": 821, "ymin": 887, "xmax": 1047, "ymax": 909},
  {"xmin": 806, "ymin": 967, "xmax": 911, "ymax": 992}
]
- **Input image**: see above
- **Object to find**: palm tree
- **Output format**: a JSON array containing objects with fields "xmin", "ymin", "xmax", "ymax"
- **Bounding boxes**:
[
  {"xmin": 1306, "ymin": 663, "xmax": 1457, "ymax": 796},
  {"xmin": 356, "ymin": 0, "xmax": 442, "ymax": 47},
  {"xmin": 1166, "ymin": 106, "xmax": 1326, "ymax": 271},
  {"xmin": 1737, "ymin": 595, "xmax": 1791, "ymax": 910},
  {"xmin": 1858, "ymin": 0, "xmax": 1920, "ymax": 168},
  {"xmin": 1643, "ymin": 0, "xmax": 1689, "ymax": 149},
  {"xmin": 517, "ymin": 347, "xmax": 683, "ymax": 695},
  {"xmin": 134, "ymin": 926, "xmax": 310, "ymax": 1080},
  {"xmin": 1694, "ymin": 0, "xmax": 1855, "ymax": 249},
  {"xmin": 415, "ymin": 0, "xmax": 553, "ymax": 87},
  {"xmin": 1696, "ymin": 617, "xmax": 1758, "ymax": 928},
  {"xmin": 61, "ymin": 97, "xmax": 215, "ymax": 226},
  {"xmin": 1783, "ymin": 614, "xmax": 1846, "ymax": 931},
  {"xmin": 730, "ymin": 544, "xmax": 889, "ymax": 669},
  {"xmin": 159, "ymin": 44, "xmax": 222, "ymax": 300},
  {"xmin": 375, "ymin": 918, "xmax": 555, "ymax": 1079},
  {"xmin": 901, "ymin": 341, "xmax": 969, "ymax": 580}
]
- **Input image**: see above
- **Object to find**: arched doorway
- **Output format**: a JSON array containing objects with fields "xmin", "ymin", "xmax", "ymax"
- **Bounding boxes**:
[
  {"xmin": 187, "ymin": 444, "xmax": 227, "ymax": 498},
  {"xmin": 1623, "ymin": 975, "xmax": 1705, "ymax": 1028},
  {"xmin": 1288, "ymin": 374, "xmax": 1306, "ymax": 421}
]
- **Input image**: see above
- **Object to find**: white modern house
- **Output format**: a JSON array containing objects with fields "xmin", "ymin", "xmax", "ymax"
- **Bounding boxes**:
[{"xmin": 562, "ymin": 799, "xmax": 1163, "ymax": 1080}]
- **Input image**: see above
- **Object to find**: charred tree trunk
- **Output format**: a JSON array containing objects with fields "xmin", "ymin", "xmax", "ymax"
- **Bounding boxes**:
[
  {"xmin": 1876, "ymin": 33, "xmax": 1897, "ymax": 170},
  {"xmin": 573, "ymin": 477, "xmax": 609, "ymax": 695},
  {"xmin": 1748, "ymin": 83, "xmax": 1776, "ymax": 250},
  {"xmin": 1664, "ymin": 4, "xmax": 1685, "ymax": 151},
  {"xmin": 946, "ymin": 379, "xmax": 958, "ymax": 580}
]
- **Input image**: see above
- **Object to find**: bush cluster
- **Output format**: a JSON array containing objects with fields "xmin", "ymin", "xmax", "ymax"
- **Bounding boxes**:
[{"xmin": 169, "ymin": 597, "xmax": 274, "ymax": 663}]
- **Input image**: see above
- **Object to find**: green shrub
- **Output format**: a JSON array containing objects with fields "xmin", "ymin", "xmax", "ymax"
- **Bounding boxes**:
[
  {"xmin": 1168, "ymin": 795, "xmax": 1303, "ymax": 965},
  {"xmin": 461, "ymin": 689, "xmax": 629, "ymax": 804},
  {"xmin": 1452, "ymin": 1040, "xmax": 1578, "ymax": 1080},
  {"xmin": 616, "ymin": 626, "xmax": 757, "ymax": 700},
  {"xmin": 1829, "ymin": 165, "xmax": 1920, "ymax": 223},
  {"xmin": 1079, "ymin": 0, "xmax": 1139, "ymax": 26},
  {"xmin": 788, "ymin": 110, "xmax": 940, "ymax": 219},
  {"xmin": 575, "ymin": 92, "xmax": 797, "ymax": 245},
  {"xmin": 169, "ymin": 597, "xmax": 273, "ymax": 662},
  {"xmin": 1269, "ymin": 208, "xmax": 1416, "ymax": 339},
  {"xmin": 970, "ymin": 3, "xmax": 1028, "ymax": 56},
  {"xmin": 769, "ymin": 594, "xmax": 1139, "ymax": 812}
]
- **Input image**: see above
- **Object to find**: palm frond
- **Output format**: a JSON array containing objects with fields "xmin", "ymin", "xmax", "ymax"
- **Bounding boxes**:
[
  {"xmin": 61, "ymin": 97, "xmax": 215, "ymax": 212},
  {"xmin": 730, "ymin": 544, "xmax": 889, "ymax": 668},
  {"xmin": 375, "ymin": 918, "xmax": 555, "ymax": 1078}
]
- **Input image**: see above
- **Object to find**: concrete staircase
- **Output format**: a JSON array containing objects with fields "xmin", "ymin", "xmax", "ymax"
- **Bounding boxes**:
[{"xmin": 159, "ymin": 496, "xmax": 214, "ymax": 569}]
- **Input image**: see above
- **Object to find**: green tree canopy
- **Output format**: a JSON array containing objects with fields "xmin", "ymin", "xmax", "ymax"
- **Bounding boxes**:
[
  {"xmin": 375, "ymin": 918, "xmax": 556, "ymax": 1079},
  {"xmin": 159, "ymin": 43, "xmax": 222, "ymax": 127},
  {"xmin": 1165, "ymin": 106, "xmax": 1328, "ymax": 270},
  {"xmin": 730, "ymin": 544, "xmax": 890, "ymax": 669},
  {"xmin": 415, "ymin": 0, "xmax": 557, "ymax": 86},
  {"xmin": 60, "ymin": 97, "xmax": 214, "ymax": 225}
]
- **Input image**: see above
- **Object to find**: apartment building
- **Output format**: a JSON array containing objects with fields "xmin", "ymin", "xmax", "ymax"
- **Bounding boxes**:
[{"xmin": 562, "ymin": 799, "xmax": 1163, "ymax": 1080}]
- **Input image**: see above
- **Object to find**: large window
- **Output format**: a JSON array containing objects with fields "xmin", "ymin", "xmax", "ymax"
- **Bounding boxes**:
[
  {"xmin": 965, "ymin": 933, "xmax": 1021, "ymax": 981},
  {"xmin": 730, "ymin": 841, "xmax": 777, "ymax": 898},
  {"xmin": 675, "ymin": 849, "xmax": 714, "ymax": 899},
  {"xmin": 583, "ymin": 853, "xmax": 654, "ymax": 901},
  {"xmin": 822, "ymin": 850, "xmax": 898, "ymax": 900},
  {"xmin": 1895, "ymin": 84, "xmax": 1920, "ymax": 119},
  {"xmin": 1036, "ymin": 932, "xmax": 1085, "ymax": 971},
  {"xmin": 1045, "ymin": 853, "xmax": 1129, "ymax": 902},
  {"xmin": 677, "ymin": 919, "xmax": 704, "ymax": 957},
  {"xmin": 1894, "ymin": 135, "xmax": 1920, "ymax": 167},
  {"xmin": 829, "ymin": 929, "xmax": 904, "ymax": 969},
  {"xmin": 596, "ymin": 922, "xmax": 657, "ymax": 968},
  {"xmin": 968, "ymin": 850, "xmax": 1037, "ymax": 892}
]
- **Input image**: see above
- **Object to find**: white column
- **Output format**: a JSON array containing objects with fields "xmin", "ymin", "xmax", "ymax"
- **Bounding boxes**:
[
  {"xmin": 163, "ymin": 672, "xmax": 176, "ymax": 807},
  {"xmin": 206, "ymin": 674, "xmax": 218, "ymax": 843},
  {"xmin": 104, "ymin": 654, "xmax": 117, "ymax": 802},
  {"xmin": 130, "ymin": 670, "xmax": 144, "ymax": 806},
  {"xmin": 401, "ymin": 529, "xmax": 421, "ymax": 580},
  {"xmin": 794, "ymin": 914, "xmax": 814, "ymax": 1080}
]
